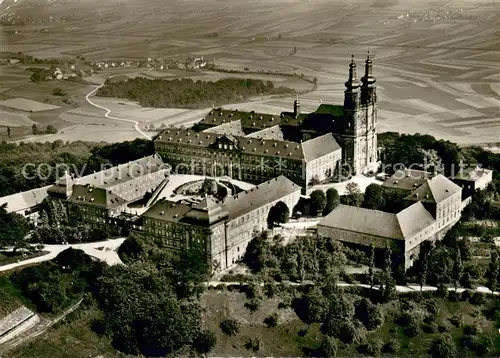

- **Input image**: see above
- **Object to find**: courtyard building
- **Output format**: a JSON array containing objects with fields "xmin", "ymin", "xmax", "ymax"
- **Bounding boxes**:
[
  {"xmin": 318, "ymin": 169, "xmax": 464, "ymax": 269},
  {"xmin": 136, "ymin": 175, "xmax": 301, "ymax": 270},
  {"xmin": 47, "ymin": 154, "xmax": 171, "ymax": 229}
]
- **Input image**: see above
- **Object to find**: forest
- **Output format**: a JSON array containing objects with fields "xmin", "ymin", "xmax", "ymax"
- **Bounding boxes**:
[{"xmin": 96, "ymin": 77, "xmax": 295, "ymax": 108}]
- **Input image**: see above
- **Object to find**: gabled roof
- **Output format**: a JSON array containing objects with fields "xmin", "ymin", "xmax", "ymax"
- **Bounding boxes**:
[
  {"xmin": 319, "ymin": 202, "xmax": 436, "ymax": 240},
  {"xmin": 0, "ymin": 186, "xmax": 50, "ymax": 213},
  {"xmin": 68, "ymin": 185, "xmax": 127, "ymax": 209},
  {"xmin": 382, "ymin": 169, "xmax": 434, "ymax": 191},
  {"xmin": 245, "ymin": 125, "xmax": 284, "ymax": 141},
  {"xmin": 396, "ymin": 202, "xmax": 436, "ymax": 237},
  {"xmin": 405, "ymin": 174, "xmax": 461, "ymax": 204},
  {"xmin": 315, "ymin": 104, "xmax": 344, "ymax": 117},
  {"xmin": 318, "ymin": 204, "xmax": 404, "ymax": 240},
  {"xmin": 222, "ymin": 175, "xmax": 300, "ymax": 220},
  {"xmin": 454, "ymin": 166, "xmax": 493, "ymax": 182},
  {"xmin": 301, "ymin": 133, "xmax": 341, "ymax": 161},
  {"xmin": 202, "ymin": 120, "xmax": 246, "ymax": 137}
]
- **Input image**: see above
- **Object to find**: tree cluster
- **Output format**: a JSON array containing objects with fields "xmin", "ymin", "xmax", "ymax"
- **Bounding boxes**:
[
  {"xmin": 10, "ymin": 248, "xmax": 104, "ymax": 313},
  {"xmin": 96, "ymin": 77, "xmax": 294, "ymax": 108},
  {"xmin": 243, "ymin": 233, "xmax": 347, "ymax": 281}
]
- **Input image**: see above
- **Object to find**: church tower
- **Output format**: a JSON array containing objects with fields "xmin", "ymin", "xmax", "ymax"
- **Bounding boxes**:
[
  {"xmin": 341, "ymin": 55, "xmax": 362, "ymax": 174},
  {"xmin": 360, "ymin": 51, "xmax": 378, "ymax": 167},
  {"xmin": 293, "ymin": 95, "xmax": 301, "ymax": 118}
]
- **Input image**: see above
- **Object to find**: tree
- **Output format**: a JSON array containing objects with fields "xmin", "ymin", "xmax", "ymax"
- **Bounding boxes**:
[
  {"xmin": 320, "ymin": 335, "xmax": 337, "ymax": 358},
  {"xmin": 117, "ymin": 235, "xmax": 144, "ymax": 264},
  {"xmin": 380, "ymin": 245, "xmax": 396, "ymax": 302},
  {"xmin": 429, "ymin": 335, "xmax": 457, "ymax": 358},
  {"xmin": 310, "ymin": 190, "xmax": 327, "ymax": 215},
  {"xmin": 272, "ymin": 201, "xmax": 290, "ymax": 225},
  {"xmin": 220, "ymin": 318, "xmax": 240, "ymax": 336},
  {"xmin": 95, "ymin": 263, "xmax": 202, "ymax": 356},
  {"xmin": 487, "ymin": 250, "xmax": 499, "ymax": 293},
  {"xmin": 0, "ymin": 203, "xmax": 31, "ymax": 251},
  {"xmin": 45, "ymin": 125, "xmax": 58, "ymax": 134},
  {"xmin": 342, "ymin": 182, "xmax": 363, "ymax": 207},
  {"xmin": 303, "ymin": 286, "xmax": 330, "ymax": 323},
  {"xmin": 418, "ymin": 253, "xmax": 428, "ymax": 292},
  {"xmin": 193, "ymin": 329, "xmax": 217, "ymax": 354},
  {"xmin": 363, "ymin": 183, "xmax": 386, "ymax": 210},
  {"xmin": 368, "ymin": 243, "xmax": 375, "ymax": 289},
  {"xmin": 355, "ymin": 298, "xmax": 384, "ymax": 330},
  {"xmin": 452, "ymin": 249, "xmax": 463, "ymax": 292},
  {"xmin": 7, "ymin": 127, "xmax": 11, "ymax": 138},
  {"xmin": 52, "ymin": 88, "xmax": 66, "ymax": 96},
  {"xmin": 324, "ymin": 188, "xmax": 340, "ymax": 215},
  {"xmin": 32, "ymin": 124, "xmax": 39, "ymax": 135}
]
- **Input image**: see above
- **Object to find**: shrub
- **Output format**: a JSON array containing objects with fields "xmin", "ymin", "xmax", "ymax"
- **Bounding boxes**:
[
  {"xmin": 422, "ymin": 322, "xmax": 438, "ymax": 334},
  {"xmin": 264, "ymin": 313, "xmax": 279, "ymax": 328},
  {"xmin": 193, "ymin": 330, "xmax": 217, "ymax": 354},
  {"xmin": 438, "ymin": 324, "xmax": 450, "ymax": 333},
  {"xmin": 265, "ymin": 284, "xmax": 276, "ymax": 299},
  {"xmin": 473, "ymin": 335, "xmax": 493, "ymax": 356},
  {"xmin": 245, "ymin": 299, "xmax": 260, "ymax": 312},
  {"xmin": 220, "ymin": 318, "xmax": 240, "ymax": 336},
  {"xmin": 424, "ymin": 298, "xmax": 440, "ymax": 315},
  {"xmin": 463, "ymin": 324, "xmax": 481, "ymax": 336},
  {"xmin": 244, "ymin": 337, "xmax": 263, "ymax": 352},
  {"xmin": 245, "ymin": 282, "xmax": 262, "ymax": 300},
  {"xmin": 337, "ymin": 321, "xmax": 364, "ymax": 344},
  {"xmin": 470, "ymin": 292, "xmax": 487, "ymax": 305},
  {"xmin": 382, "ymin": 338, "xmax": 400, "ymax": 353},
  {"xmin": 355, "ymin": 298, "xmax": 384, "ymax": 330},
  {"xmin": 448, "ymin": 315, "xmax": 462, "ymax": 327},
  {"xmin": 320, "ymin": 335, "xmax": 337, "ymax": 358},
  {"xmin": 429, "ymin": 334, "xmax": 457, "ymax": 358},
  {"xmin": 404, "ymin": 319, "xmax": 420, "ymax": 337},
  {"xmin": 358, "ymin": 338, "xmax": 383, "ymax": 356}
]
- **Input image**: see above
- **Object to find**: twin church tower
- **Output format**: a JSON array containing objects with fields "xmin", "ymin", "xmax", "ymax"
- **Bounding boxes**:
[{"xmin": 341, "ymin": 52, "xmax": 378, "ymax": 174}]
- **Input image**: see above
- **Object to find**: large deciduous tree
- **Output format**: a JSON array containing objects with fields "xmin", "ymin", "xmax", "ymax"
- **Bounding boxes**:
[
  {"xmin": 310, "ymin": 190, "xmax": 327, "ymax": 215},
  {"xmin": 324, "ymin": 188, "xmax": 340, "ymax": 215}
]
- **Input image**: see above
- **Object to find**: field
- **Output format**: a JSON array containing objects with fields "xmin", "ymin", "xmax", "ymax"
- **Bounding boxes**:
[{"xmin": 0, "ymin": 0, "xmax": 498, "ymax": 144}]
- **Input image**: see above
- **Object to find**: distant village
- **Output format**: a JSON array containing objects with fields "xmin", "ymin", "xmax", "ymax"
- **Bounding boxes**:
[{"xmin": 1, "ymin": 53, "xmax": 209, "ymax": 82}]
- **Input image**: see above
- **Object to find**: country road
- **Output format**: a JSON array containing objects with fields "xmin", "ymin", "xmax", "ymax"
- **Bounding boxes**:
[
  {"xmin": 85, "ymin": 85, "xmax": 152, "ymax": 140},
  {"xmin": 0, "ymin": 238, "xmax": 125, "ymax": 272}
]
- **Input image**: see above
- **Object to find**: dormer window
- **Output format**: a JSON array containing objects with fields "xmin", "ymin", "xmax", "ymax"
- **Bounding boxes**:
[
  {"xmin": 224, "ymin": 144, "xmax": 228, "ymax": 150},
  {"xmin": 218, "ymin": 143, "xmax": 222, "ymax": 149},
  {"xmin": 229, "ymin": 145, "xmax": 233, "ymax": 150}
]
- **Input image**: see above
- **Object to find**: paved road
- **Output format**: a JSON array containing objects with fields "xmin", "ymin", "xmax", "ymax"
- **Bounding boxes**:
[
  {"xmin": 206, "ymin": 281, "xmax": 499, "ymax": 296},
  {"xmin": 85, "ymin": 85, "xmax": 152, "ymax": 140},
  {"xmin": 0, "ymin": 238, "xmax": 125, "ymax": 272}
]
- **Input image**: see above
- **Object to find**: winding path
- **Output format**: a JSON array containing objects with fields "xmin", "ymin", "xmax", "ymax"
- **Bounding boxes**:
[
  {"xmin": 85, "ymin": 85, "xmax": 152, "ymax": 140},
  {"xmin": 0, "ymin": 238, "xmax": 125, "ymax": 273}
]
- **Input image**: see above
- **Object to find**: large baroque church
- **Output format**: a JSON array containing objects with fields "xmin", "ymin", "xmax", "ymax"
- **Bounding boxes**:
[{"xmin": 154, "ymin": 54, "xmax": 378, "ymax": 187}]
